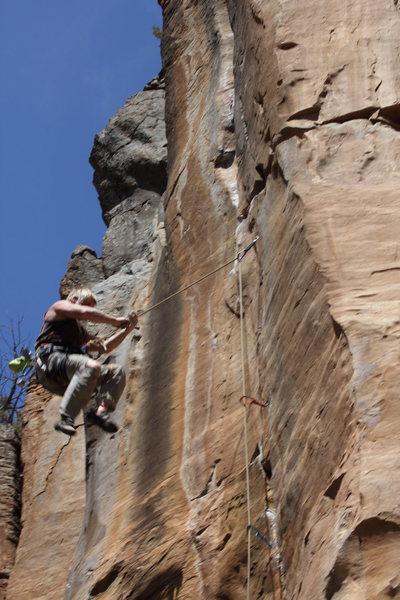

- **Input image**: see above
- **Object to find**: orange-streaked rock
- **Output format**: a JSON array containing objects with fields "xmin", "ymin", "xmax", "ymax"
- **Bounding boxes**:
[
  {"xmin": 7, "ymin": 1, "xmax": 400, "ymax": 599},
  {"xmin": 6, "ymin": 384, "xmax": 85, "ymax": 600},
  {"xmin": 0, "ymin": 426, "xmax": 20, "ymax": 600}
]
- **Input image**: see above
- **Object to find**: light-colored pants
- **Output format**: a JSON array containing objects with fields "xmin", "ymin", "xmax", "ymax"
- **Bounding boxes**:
[{"xmin": 46, "ymin": 352, "xmax": 126, "ymax": 420}]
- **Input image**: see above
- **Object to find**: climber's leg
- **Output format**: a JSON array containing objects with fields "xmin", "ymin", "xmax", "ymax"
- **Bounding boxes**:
[
  {"xmin": 87, "ymin": 364, "xmax": 126, "ymax": 433},
  {"xmin": 54, "ymin": 355, "xmax": 102, "ymax": 435},
  {"xmin": 97, "ymin": 364, "xmax": 126, "ymax": 413}
]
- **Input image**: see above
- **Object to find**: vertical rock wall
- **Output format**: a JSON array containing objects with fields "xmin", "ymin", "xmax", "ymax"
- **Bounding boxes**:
[
  {"xmin": 5, "ymin": 384, "xmax": 86, "ymax": 600},
  {"xmin": 159, "ymin": 0, "xmax": 400, "ymax": 597},
  {"xmin": 222, "ymin": 1, "xmax": 400, "ymax": 598},
  {"xmin": 7, "ymin": 1, "xmax": 400, "ymax": 599},
  {"xmin": 0, "ymin": 426, "xmax": 20, "ymax": 600},
  {"xmin": 157, "ymin": 2, "xmax": 276, "ymax": 597}
]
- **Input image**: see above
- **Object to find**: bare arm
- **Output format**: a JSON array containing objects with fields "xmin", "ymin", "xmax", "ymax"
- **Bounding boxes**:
[
  {"xmin": 85, "ymin": 312, "xmax": 138, "ymax": 355},
  {"xmin": 46, "ymin": 300, "xmax": 130, "ymax": 328},
  {"xmin": 102, "ymin": 325, "xmax": 135, "ymax": 354}
]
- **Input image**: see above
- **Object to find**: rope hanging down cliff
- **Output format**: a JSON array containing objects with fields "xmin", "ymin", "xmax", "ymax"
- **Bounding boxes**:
[
  {"xmin": 237, "ymin": 247, "xmax": 274, "ymax": 600},
  {"xmin": 138, "ymin": 236, "xmax": 265, "ymax": 599},
  {"xmin": 136, "ymin": 235, "xmax": 266, "ymax": 599}
]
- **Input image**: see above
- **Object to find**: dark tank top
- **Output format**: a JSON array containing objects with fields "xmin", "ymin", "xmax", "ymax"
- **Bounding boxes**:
[{"xmin": 35, "ymin": 318, "xmax": 89, "ymax": 351}]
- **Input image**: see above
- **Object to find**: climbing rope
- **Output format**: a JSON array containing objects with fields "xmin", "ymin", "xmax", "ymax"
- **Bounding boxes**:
[
  {"xmin": 137, "ymin": 237, "xmax": 259, "ymax": 316},
  {"xmin": 237, "ymin": 241, "xmax": 274, "ymax": 599},
  {"xmin": 136, "ymin": 235, "xmax": 260, "ymax": 599},
  {"xmin": 238, "ymin": 257, "xmax": 252, "ymax": 600}
]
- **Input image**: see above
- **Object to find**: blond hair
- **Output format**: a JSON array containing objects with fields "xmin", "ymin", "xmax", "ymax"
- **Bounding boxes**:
[{"xmin": 66, "ymin": 288, "xmax": 97, "ymax": 305}]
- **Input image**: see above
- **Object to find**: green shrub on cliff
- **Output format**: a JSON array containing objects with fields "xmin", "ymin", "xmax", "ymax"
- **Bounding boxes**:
[{"xmin": 0, "ymin": 319, "xmax": 30, "ymax": 430}]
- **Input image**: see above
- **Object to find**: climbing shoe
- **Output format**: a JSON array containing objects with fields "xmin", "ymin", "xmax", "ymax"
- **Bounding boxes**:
[
  {"xmin": 54, "ymin": 415, "xmax": 76, "ymax": 436},
  {"xmin": 87, "ymin": 411, "xmax": 118, "ymax": 433}
]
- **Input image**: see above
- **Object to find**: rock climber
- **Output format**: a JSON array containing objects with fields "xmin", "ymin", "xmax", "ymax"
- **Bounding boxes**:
[{"xmin": 34, "ymin": 288, "xmax": 137, "ymax": 436}]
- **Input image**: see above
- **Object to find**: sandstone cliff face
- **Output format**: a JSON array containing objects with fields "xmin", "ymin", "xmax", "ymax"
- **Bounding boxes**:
[
  {"xmin": 0, "ymin": 426, "xmax": 20, "ymax": 600},
  {"xmin": 5, "ymin": 383, "xmax": 86, "ymax": 600},
  {"xmin": 223, "ymin": 2, "xmax": 400, "ymax": 598},
  {"xmin": 7, "ymin": 2, "xmax": 400, "ymax": 599}
]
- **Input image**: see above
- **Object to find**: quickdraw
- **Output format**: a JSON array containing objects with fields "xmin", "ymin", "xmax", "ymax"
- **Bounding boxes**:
[
  {"xmin": 247, "ymin": 524, "xmax": 275, "ymax": 548},
  {"xmin": 239, "ymin": 395, "xmax": 269, "ymax": 408},
  {"xmin": 237, "ymin": 236, "xmax": 259, "ymax": 262}
]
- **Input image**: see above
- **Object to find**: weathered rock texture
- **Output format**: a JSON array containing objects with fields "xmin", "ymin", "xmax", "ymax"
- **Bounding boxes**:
[
  {"xmin": 7, "ymin": 1, "xmax": 400, "ymax": 599},
  {"xmin": 5, "ymin": 384, "xmax": 86, "ymax": 600},
  {"xmin": 0, "ymin": 426, "xmax": 20, "ymax": 600},
  {"xmin": 90, "ymin": 82, "xmax": 167, "ymax": 278},
  {"xmin": 59, "ymin": 245, "xmax": 104, "ymax": 298},
  {"xmin": 223, "ymin": 2, "xmax": 400, "ymax": 598}
]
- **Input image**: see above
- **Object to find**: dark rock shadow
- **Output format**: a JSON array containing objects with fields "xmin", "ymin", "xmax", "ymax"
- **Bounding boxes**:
[{"xmin": 128, "ymin": 567, "xmax": 183, "ymax": 600}]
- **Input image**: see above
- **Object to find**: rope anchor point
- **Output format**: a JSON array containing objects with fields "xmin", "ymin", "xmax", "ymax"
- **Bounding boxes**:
[
  {"xmin": 237, "ymin": 236, "xmax": 259, "ymax": 262},
  {"xmin": 247, "ymin": 524, "xmax": 275, "ymax": 548},
  {"xmin": 240, "ymin": 395, "xmax": 269, "ymax": 408}
]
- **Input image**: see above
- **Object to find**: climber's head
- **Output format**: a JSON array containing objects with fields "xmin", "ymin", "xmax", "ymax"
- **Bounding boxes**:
[{"xmin": 67, "ymin": 288, "xmax": 97, "ymax": 307}]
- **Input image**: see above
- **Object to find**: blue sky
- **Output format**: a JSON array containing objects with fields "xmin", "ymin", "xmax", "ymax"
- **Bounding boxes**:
[{"xmin": 0, "ymin": 1, "xmax": 163, "ymax": 350}]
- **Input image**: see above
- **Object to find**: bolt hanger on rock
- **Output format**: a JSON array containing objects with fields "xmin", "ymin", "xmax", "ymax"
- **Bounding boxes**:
[
  {"xmin": 247, "ymin": 524, "xmax": 275, "ymax": 548},
  {"xmin": 239, "ymin": 395, "xmax": 269, "ymax": 408}
]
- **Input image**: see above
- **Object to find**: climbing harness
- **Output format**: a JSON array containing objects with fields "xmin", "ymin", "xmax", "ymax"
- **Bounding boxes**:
[{"xmin": 137, "ymin": 237, "xmax": 259, "ymax": 316}]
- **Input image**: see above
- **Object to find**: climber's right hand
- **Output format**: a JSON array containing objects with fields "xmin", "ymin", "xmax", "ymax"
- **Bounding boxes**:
[
  {"xmin": 115, "ymin": 316, "xmax": 131, "ymax": 328},
  {"xmin": 127, "ymin": 311, "xmax": 138, "ymax": 329}
]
